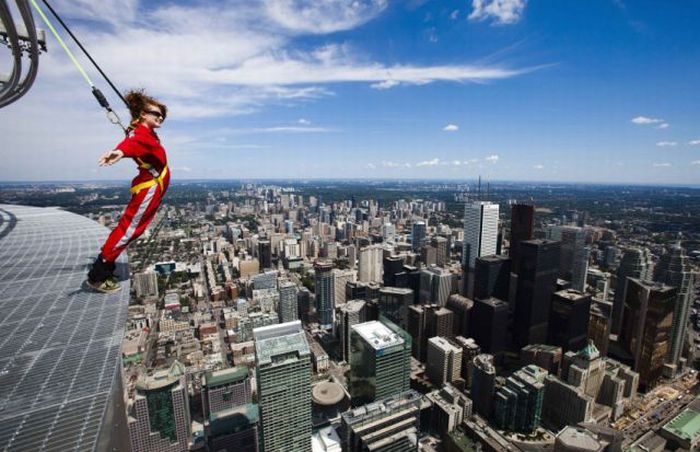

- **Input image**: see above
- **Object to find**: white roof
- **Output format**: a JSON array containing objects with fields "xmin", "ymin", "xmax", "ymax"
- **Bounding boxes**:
[{"xmin": 352, "ymin": 321, "xmax": 403, "ymax": 350}]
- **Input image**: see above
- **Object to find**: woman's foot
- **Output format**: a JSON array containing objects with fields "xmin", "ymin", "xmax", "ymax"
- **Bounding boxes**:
[{"xmin": 86, "ymin": 276, "xmax": 121, "ymax": 294}]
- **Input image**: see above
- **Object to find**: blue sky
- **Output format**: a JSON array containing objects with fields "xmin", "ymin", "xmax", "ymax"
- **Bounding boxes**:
[{"xmin": 1, "ymin": 0, "xmax": 699, "ymax": 184}]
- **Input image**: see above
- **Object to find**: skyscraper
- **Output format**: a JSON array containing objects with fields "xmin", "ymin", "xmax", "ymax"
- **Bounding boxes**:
[
  {"xmin": 254, "ymin": 321, "xmax": 312, "ymax": 452},
  {"xmin": 278, "ymin": 280, "xmax": 299, "ymax": 323},
  {"xmin": 493, "ymin": 365, "xmax": 547, "ymax": 433},
  {"xmin": 128, "ymin": 361, "xmax": 191, "ymax": 452},
  {"xmin": 433, "ymin": 236, "xmax": 449, "ymax": 267},
  {"xmin": 412, "ymin": 221, "xmax": 427, "ymax": 252},
  {"xmin": 655, "ymin": 242, "xmax": 697, "ymax": 374},
  {"xmin": 426, "ymin": 336, "xmax": 463, "ymax": 386},
  {"xmin": 462, "ymin": 201, "xmax": 500, "ymax": 271},
  {"xmin": 446, "ymin": 294, "xmax": 474, "ymax": 338},
  {"xmin": 407, "ymin": 304, "xmax": 454, "ymax": 361},
  {"xmin": 470, "ymin": 297, "xmax": 509, "ymax": 355},
  {"xmin": 619, "ymin": 279, "xmax": 676, "ymax": 390},
  {"xmin": 202, "ymin": 367, "xmax": 252, "ymax": 417},
  {"xmin": 349, "ymin": 319, "xmax": 411, "ymax": 406},
  {"xmin": 513, "ymin": 239, "xmax": 561, "ymax": 349},
  {"xmin": 333, "ymin": 268, "xmax": 356, "ymax": 307},
  {"xmin": 383, "ymin": 255, "xmax": 405, "ymax": 287},
  {"xmin": 547, "ymin": 289, "xmax": 592, "ymax": 352},
  {"xmin": 314, "ymin": 260, "xmax": 335, "ymax": 330},
  {"xmin": 471, "ymin": 354, "xmax": 496, "ymax": 418},
  {"xmin": 419, "ymin": 265, "xmax": 454, "ymax": 306},
  {"xmin": 612, "ymin": 247, "xmax": 653, "ymax": 334},
  {"xmin": 358, "ymin": 244, "xmax": 383, "ymax": 283},
  {"xmin": 510, "ymin": 203, "xmax": 535, "ymax": 274},
  {"xmin": 258, "ymin": 239, "xmax": 272, "ymax": 269},
  {"xmin": 340, "ymin": 300, "xmax": 367, "ymax": 362},
  {"xmin": 378, "ymin": 286, "xmax": 413, "ymax": 330},
  {"xmin": 474, "ymin": 254, "xmax": 511, "ymax": 301}
]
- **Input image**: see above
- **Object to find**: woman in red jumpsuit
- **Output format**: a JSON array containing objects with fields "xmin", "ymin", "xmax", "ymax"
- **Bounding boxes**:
[{"xmin": 87, "ymin": 90, "xmax": 170, "ymax": 293}]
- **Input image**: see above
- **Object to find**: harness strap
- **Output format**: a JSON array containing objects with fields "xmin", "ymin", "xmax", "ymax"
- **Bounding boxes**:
[{"xmin": 130, "ymin": 165, "xmax": 168, "ymax": 194}]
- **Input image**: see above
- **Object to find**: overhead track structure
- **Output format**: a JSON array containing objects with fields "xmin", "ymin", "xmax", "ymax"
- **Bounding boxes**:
[{"xmin": 0, "ymin": 0, "xmax": 45, "ymax": 108}]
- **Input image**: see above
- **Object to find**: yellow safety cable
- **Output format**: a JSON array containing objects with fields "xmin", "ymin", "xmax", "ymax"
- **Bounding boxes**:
[{"xmin": 29, "ymin": 0, "xmax": 93, "ymax": 86}]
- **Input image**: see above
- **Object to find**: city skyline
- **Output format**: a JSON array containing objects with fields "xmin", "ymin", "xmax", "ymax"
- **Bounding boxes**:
[{"xmin": 1, "ymin": 0, "xmax": 700, "ymax": 184}]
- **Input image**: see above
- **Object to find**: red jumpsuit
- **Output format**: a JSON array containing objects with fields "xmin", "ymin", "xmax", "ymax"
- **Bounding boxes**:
[{"xmin": 100, "ymin": 124, "xmax": 170, "ymax": 262}]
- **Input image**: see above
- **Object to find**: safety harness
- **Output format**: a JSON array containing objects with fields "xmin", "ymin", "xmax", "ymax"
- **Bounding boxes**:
[{"xmin": 131, "ymin": 158, "xmax": 168, "ymax": 194}]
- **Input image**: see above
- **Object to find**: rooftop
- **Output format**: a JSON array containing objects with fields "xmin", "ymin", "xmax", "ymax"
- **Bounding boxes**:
[
  {"xmin": 0, "ymin": 205, "xmax": 130, "ymax": 451},
  {"xmin": 662, "ymin": 404, "xmax": 700, "ymax": 443},
  {"xmin": 353, "ymin": 321, "xmax": 404, "ymax": 350},
  {"xmin": 204, "ymin": 366, "xmax": 249, "ymax": 387},
  {"xmin": 254, "ymin": 320, "xmax": 310, "ymax": 366}
]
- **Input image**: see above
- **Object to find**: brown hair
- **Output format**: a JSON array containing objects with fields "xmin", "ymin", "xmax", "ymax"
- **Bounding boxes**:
[{"xmin": 124, "ymin": 89, "xmax": 168, "ymax": 128}]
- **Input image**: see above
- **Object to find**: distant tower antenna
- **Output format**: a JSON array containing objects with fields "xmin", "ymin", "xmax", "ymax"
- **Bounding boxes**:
[{"xmin": 478, "ymin": 175, "xmax": 482, "ymax": 199}]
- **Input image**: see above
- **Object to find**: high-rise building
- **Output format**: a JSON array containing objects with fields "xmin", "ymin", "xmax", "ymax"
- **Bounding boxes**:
[
  {"xmin": 420, "ymin": 244, "xmax": 438, "ymax": 267},
  {"xmin": 314, "ymin": 260, "xmax": 335, "ymax": 330},
  {"xmin": 383, "ymin": 255, "xmax": 405, "ymax": 287},
  {"xmin": 128, "ymin": 361, "xmax": 191, "ymax": 452},
  {"xmin": 202, "ymin": 367, "xmax": 251, "ymax": 417},
  {"xmin": 433, "ymin": 236, "xmax": 449, "ymax": 267},
  {"xmin": 358, "ymin": 245, "xmax": 383, "ymax": 283},
  {"xmin": 542, "ymin": 375, "xmax": 594, "ymax": 430},
  {"xmin": 425, "ymin": 384, "xmax": 473, "ymax": 435},
  {"xmin": 412, "ymin": 221, "xmax": 427, "ymax": 252},
  {"xmin": 588, "ymin": 301, "xmax": 612, "ymax": 357},
  {"xmin": 619, "ymin": 279, "xmax": 676, "ymax": 390},
  {"xmin": 407, "ymin": 304, "xmax": 454, "ymax": 361},
  {"xmin": 493, "ymin": 365, "xmax": 547, "ymax": 433},
  {"xmin": 612, "ymin": 247, "xmax": 653, "ymax": 334},
  {"xmin": 513, "ymin": 239, "xmax": 561, "ymax": 349},
  {"xmin": 471, "ymin": 354, "xmax": 496, "ymax": 418},
  {"xmin": 340, "ymin": 300, "xmax": 367, "ymax": 363},
  {"xmin": 381, "ymin": 222, "xmax": 396, "ymax": 242},
  {"xmin": 520, "ymin": 344, "xmax": 563, "ymax": 376},
  {"xmin": 333, "ymin": 268, "xmax": 356, "ymax": 308},
  {"xmin": 419, "ymin": 265, "xmax": 454, "ymax": 306},
  {"xmin": 134, "ymin": 270, "xmax": 159, "ymax": 298},
  {"xmin": 470, "ymin": 297, "xmax": 509, "ymax": 355},
  {"xmin": 340, "ymin": 390, "xmax": 422, "ymax": 452},
  {"xmin": 349, "ymin": 319, "xmax": 412, "ymax": 406},
  {"xmin": 556, "ymin": 226, "xmax": 585, "ymax": 283},
  {"xmin": 655, "ymin": 242, "xmax": 697, "ymax": 374},
  {"xmin": 462, "ymin": 201, "xmax": 500, "ymax": 270},
  {"xmin": 474, "ymin": 254, "xmax": 511, "ymax": 302},
  {"xmin": 510, "ymin": 203, "xmax": 535, "ymax": 274},
  {"xmin": 297, "ymin": 287, "xmax": 311, "ymax": 322},
  {"xmin": 207, "ymin": 404, "xmax": 260, "ymax": 452},
  {"xmin": 258, "ymin": 239, "xmax": 272, "ymax": 269},
  {"xmin": 571, "ymin": 246, "xmax": 590, "ymax": 293},
  {"xmin": 254, "ymin": 321, "xmax": 312, "ymax": 452},
  {"xmin": 446, "ymin": 294, "xmax": 473, "ymax": 338},
  {"xmin": 278, "ymin": 280, "xmax": 299, "ymax": 323},
  {"xmin": 547, "ymin": 289, "xmax": 592, "ymax": 352},
  {"xmin": 378, "ymin": 287, "xmax": 413, "ymax": 330},
  {"xmin": 426, "ymin": 336, "xmax": 463, "ymax": 386}
]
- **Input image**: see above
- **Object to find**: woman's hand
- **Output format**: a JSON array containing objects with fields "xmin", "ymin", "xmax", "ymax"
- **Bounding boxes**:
[{"xmin": 98, "ymin": 149, "xmax": 124, "ymax": 166}]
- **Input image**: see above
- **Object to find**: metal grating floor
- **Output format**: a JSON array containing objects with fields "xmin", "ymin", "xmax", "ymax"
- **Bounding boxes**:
[{"xmin": 0, "ymin": 205, "xmax": 129, "ymax": 451}]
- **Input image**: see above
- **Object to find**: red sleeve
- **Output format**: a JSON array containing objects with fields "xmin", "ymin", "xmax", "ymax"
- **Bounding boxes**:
[{"xmin": 116, "ymin": 136, "xmax": 149, "ymax": 159}]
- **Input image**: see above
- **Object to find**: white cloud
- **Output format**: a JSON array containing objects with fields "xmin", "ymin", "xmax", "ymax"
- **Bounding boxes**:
[
  {"xmin": 381, "ymin": 161, "xmax": 401, "ymax": 168},
  {"xmin": 533, "ymin": 164, "xmax": 544, "ymax": 170},
  {"xmin": 468, "ymin": 0, "xmax": 527, "ymax": 25},
  {"xmin": 485, "ymin": 154, "xmax": 499, "ymax": 163},
  {"xmin": 450, "ymin": 10, "xmax": 460, "ymax": 20},
  {"xmin": 417, "ymin": 158, "xmax": 440, "ymax": 167},
  {"xmin": 656, "ymin": 141, "xmax": 677, "ymax": 147},
  {"xmin": 443, "ymin": 124, "xmax": 459, "ymax": 132},
  {"xmin": 691, "ymin": 160, "xmax": 700, "ymax": 165},
  {"xmin": 265, "ymin": 0, "xmax": 388, "ymax": 34},
  {"xmin": 631, "ymin": 116, "xmax": 664, "ymax": 125},
  {"xmin": 657, "ymin": 123, "xmax": 669, "ymax": 129},
  {"xmin": 653, "ymin": 163, "xmax": 671, "ymax": 167},
  {"xmin": 366, "ymin": 163, "xmax": 377, "ymax": 169},
  {"xmin": 689, "ymin": 139, "xmax": 700, "ymax": 146},
  {"xmin": 172, "ymin": 166, "xmax": 192, "ymax": 172},
  {"xmin": 370, "ymin": 79, "xmax": 400, "ymax": 90},
  {"xmin": 452, "ymin": 160, "xmax": 462, "ymax": 166},
  {"xmin": 298, "ymin": 118, "xmax": 311, "ymax": 125}
]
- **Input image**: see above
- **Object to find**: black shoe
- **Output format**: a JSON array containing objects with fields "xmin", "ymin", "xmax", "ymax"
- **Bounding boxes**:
[{"xmin": 88, "ymin": 254, "xmax": 115, "ymax": 283}]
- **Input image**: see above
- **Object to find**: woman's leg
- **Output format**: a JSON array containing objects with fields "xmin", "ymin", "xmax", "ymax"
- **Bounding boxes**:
[{"xmin": 89, "ymin": 184, "xmax": 162, "ymax": 282}]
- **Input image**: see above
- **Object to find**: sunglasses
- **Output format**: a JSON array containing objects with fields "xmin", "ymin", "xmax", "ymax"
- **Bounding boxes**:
[{"xmin": 144, "ymin": 109, "xmax": 164, "ymax": 120}]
